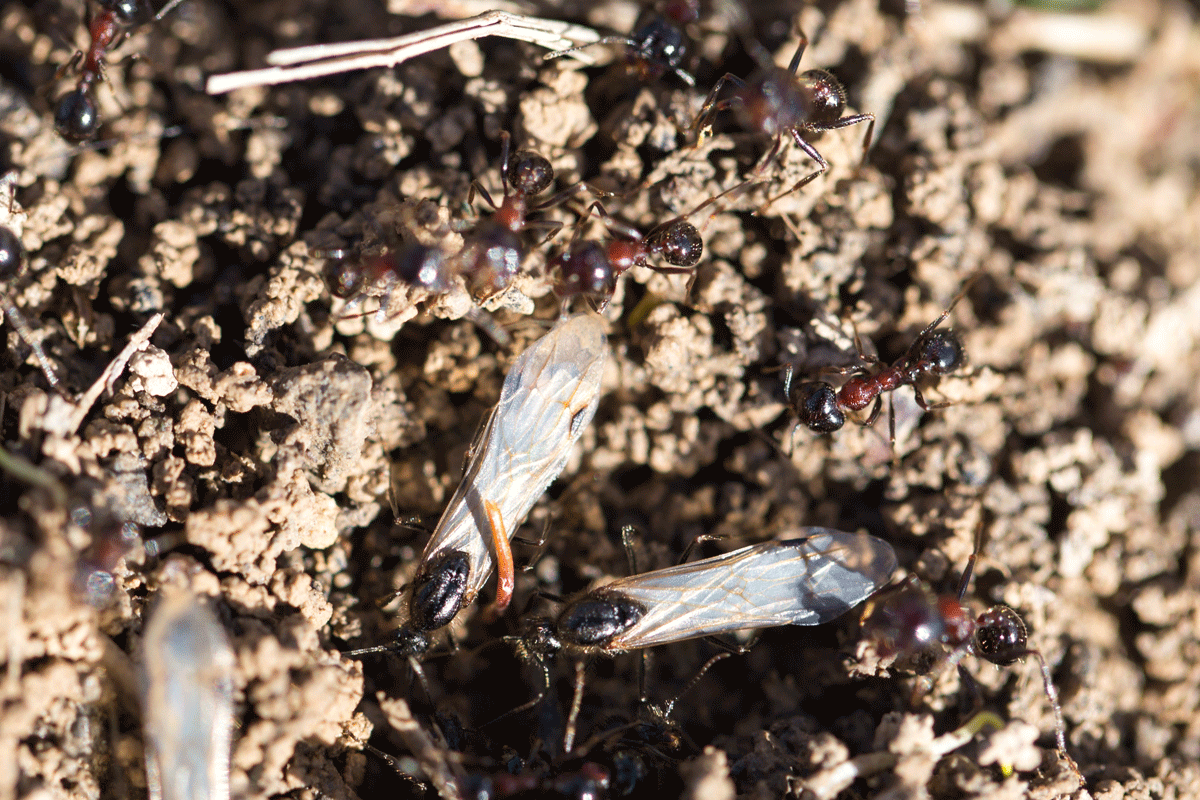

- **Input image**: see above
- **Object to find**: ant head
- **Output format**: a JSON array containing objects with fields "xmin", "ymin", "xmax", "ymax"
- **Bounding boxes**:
[
  {"xmin": 646, "ymin": 220, "xmax": 702, "ymax": 267},
  {"xmin": 54, "ymin": 89, "xmax": 100, "ymax": 143},
  {"xmin": 797, "ymin": 69, "xmax": 847, "ymax": 128},
  {"xmin": 521, "ymin": 617, "xmax": 563, "ymax": 657},
  {"xmin": 507, "ymin": 151, "xmax": 554, "ymax": 197},
  {"xmin": 0, "ymin": 227, "xmax": 22, "ymax": 281},
  {"xmin": 391, "ymin": 628, "xmax": 432, "ymax": 658},
  {"xmin": 627, "ymin": 16, "xmax": 689, "ymax": 82},
  {"xmin": 789, "ymin": 380, "xmax": 845, "ymax": 433},
  {"xmin": 555, "ymin": 241, "xmax": 615, "ymax": 299},
  {"xmin": 103, "ymin": 0, "xmax": 141, "ymax": 25},
  {"xmin": 973, "ymin": 605, "xmax": 1028, "ymax": 666},
  {"xmin": 918, "ymin": 330, "xmax": 965, "ymax": 375}
]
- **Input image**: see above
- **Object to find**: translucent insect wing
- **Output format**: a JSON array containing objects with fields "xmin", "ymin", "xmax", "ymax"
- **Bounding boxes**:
[
  {"xmin": 141, "ymin": 592, "xmax": 235, "ymax": 800},
  {"xmin": 604, "ymin": 529, "xmax": 897, "ymax": 650},
  {"xmin": 418, "ymin": 313, "xmax": 607, "ymax": 605}
]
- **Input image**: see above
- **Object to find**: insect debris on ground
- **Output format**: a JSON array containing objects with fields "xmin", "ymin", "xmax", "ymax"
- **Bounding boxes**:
[{"xmin": 1, "ymin": 200, "xmax": 63, "ymax": 390}]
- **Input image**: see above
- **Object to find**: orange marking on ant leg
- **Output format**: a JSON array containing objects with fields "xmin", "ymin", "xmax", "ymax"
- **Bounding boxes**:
[{"xmin": 483, "ymin": 499, "xmax": 514, "ymax": 619}]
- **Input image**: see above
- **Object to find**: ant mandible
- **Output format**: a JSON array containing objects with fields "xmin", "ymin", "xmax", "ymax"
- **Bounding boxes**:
[
  {"xmin": 550, "ymin": 203, "xmax": 702, "ymax": 303},
  {"xmin": 690, "ymin": 30, "xmax": 875, "ymax": 215},
  {"xmin": 54, "ymin": 0, "xmax": 184, "ymax": 142},
  {"xmin": 784, "ymin": 282, "xmax": 972, "ymax": 450}
]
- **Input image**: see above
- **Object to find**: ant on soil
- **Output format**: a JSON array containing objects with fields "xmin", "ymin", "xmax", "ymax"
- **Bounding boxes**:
[
  {"xmin": 784, "ymin": 281, "xmax": 973, "ymax": 452},
  {"xmin": 689, "ymin": 29, "xmax": 875, "ymax": 215},
  {"xmin": 551, "ymin": 202, "xmax": 703, "ymax": 303},
  {"xmin": 542, "ymin": 0, "xmax": 701, "ymax": 87},
  {"xmin": 858, "ymin": 520, "xmax": 1084, "ymax": 784},
  {"xmin": 53, "ymin": 0, "xmax": 185, "ymax": 142},
  {"xmin": 1, "ymin": 200, "xmax": 62, "ymax": 390},
  {"xmin": 459, "ymin": 131, "xmax": 590, "ymax": 296}
]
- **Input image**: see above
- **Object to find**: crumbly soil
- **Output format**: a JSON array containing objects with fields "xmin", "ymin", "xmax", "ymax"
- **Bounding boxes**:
[{"xmin": 0, "ymin": 0, "xmax": 1198, "ymax": 798}]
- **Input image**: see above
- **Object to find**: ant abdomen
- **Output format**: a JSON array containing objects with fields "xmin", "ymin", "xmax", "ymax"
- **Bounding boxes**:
[
  {"xmin": 790, "ymin": 380, "xmax": 845, "ymax": 433},
  {"xmin": 54, "ymin": 89, "xmax": 100, "ymax": 143}
]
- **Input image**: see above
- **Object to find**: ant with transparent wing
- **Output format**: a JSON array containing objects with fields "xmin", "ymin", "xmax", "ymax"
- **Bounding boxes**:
[
  {"xmin": 53, "ymin": 0, "xmax": 185, "ymax": 142},
  {"xmin": 690, "ymin": 29, "xmax": 875, "ymax": 215},
  {"xmin": 784, "ymin": 279, "xmax": 975, "ymax": 453}
]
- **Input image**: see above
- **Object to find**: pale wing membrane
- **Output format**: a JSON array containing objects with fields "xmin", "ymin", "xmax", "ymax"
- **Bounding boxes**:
[
  {"xmin": 608, "ymin": 529, "xmax": 897, "ymax": 650},
  {"xmin": 141, "ymin": 592, "xmax": 235, "ymax": 800},
  {"xmin": 419, "ymin": 314, "xmax": 607, "ymax": 601}
]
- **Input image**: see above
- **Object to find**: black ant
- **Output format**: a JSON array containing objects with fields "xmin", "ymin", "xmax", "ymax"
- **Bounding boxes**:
[
  {"xmin": 1, "ymin": 193, "xmax": 62, "ymax": 389},
  {"xmin": 550, "ymin": 204, "xmax": 703, "ymax": 302},
  {"xmin": 53, "ymin": 0, "xmax": 184, "ymax": 142},
  {"xmin": 542, "ymin": 0, "xmax": 701, "ymax": 87},
  {"xmin": 858, "ymin": 521, "xmax": 1083, "ymax": 785},
  {"xmin": 690, "ymin": 30, "xmax": 875, "ymax": 214},
  {"xmin": 784, "ymin": 283, "xmax": 971, "ymax": 450}
]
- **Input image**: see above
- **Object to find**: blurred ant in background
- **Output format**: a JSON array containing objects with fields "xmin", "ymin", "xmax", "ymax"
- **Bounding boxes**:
[{"xmin": 53, "ymin": 0, "xmax": 184, "ymax": 141}]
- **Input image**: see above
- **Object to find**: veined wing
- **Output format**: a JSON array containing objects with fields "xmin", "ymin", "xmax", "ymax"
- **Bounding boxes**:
[
  {"xmin": 604, "ymin": 529, "xmax": 896, "ymax": 650},
  {"xmin": 420, "ymin": 313, "xmax": 607, "ymax": 601},
  {"xmin": 142, "ymin": 591, "xmax": 235, "ymax": 800}
]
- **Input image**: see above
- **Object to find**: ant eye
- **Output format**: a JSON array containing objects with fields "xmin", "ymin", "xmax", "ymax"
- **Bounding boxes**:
[
  {"xmin": 790, "ymin": 381, "xmax": 844, "ymax": 433},
  {"xmin": 508, "ymin": 151, "xmax": 554, "ymax": 196},
  {"xmin": 973, "ymin": 606, "xmax": 1028, "ymax": 666},
  {"xmin": 54, "ymin": 90, "xmax": 100, "ymax": 142},
  {"xmin": 647, "ymin": 221, "xmax": 702, "ymax": 267},
  {"xmin": 798, "ymin": 69, "xmax": 847, "ymax": 123},
  {"xmin": 921, "ymin": 331, "xmax": 964, "ymax": 374}
]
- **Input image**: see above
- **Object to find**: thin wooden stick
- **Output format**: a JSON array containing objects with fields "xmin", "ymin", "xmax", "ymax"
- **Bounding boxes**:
[{"xmin": 206, "ymin": 11, "xmax": 600, "ymax": 95}]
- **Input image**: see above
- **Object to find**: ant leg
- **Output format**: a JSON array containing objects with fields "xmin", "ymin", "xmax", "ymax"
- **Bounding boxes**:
[
  {"xmin": 524, "ymin": 219, "xmax": 565, "ymax": 245},
  {"xmin": 862, "ymin": 395, "xmax": 883, "ymax": 427},
  {"xmin": 467, "ymin": 180, "xmax": 498, "ymax": 211},
  {"xmin": 955, "ymin": 519, "xmax": 985, "ymax": 601},
  {"xmin": 541, "ymin": 35, "xmax": 633, "ymax": 63},
  {"xmin": 823, "ymin": 113, "xmax": 876, "ymax": 161},
  {"xmin": 533, "ymin": 180, "xmax": 596, "ymax": 213},
  {"xmin": 498, "ymin": 130, "xmax": 512, "ymax": 189},
  {"xmin": 661, "ymin": 651, "xmax": 734, "ymax": 719},
  {"xmin": 462, "ymin": 307, "xmax": 511, "ymax": 346},
  {"xmin": 563, "ymin": 660, "xmax": 587, "ymax": 754},
  {"xmin": 786, "ymin": 30, "xmax": 810, "ymax": 75},
  {"xmin": 153, "ymin": 0, "xmax": 188, "ymax": 20},
  {"xmin": 620, "ymin": 525, "xmax": 640, "ymax": 576},
  {"xmin": 756, "ymin": 130, "xmax": 829, "ymax": 215},
  {"xmin": 677, "ymin": 534, "xmax": 722, "ymax": 565},
  {"xmin": 912, "ymin": 384, "xmax": 954, "ymax": 412},
  {"xmin": 690, "ymin": 73, "xmax": 747, "ymax": 135},
  {"xmin": 2, "ymin": 301, "xmax": 63, "ymax": 390},
  {"xmin": 482, "ymin": 499, "xmax": 514, "ymax": 620}
]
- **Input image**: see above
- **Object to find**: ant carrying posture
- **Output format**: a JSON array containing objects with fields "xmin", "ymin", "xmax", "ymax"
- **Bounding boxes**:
[
  {"xmin": 53, "ymin": 0, "xmax": 184, "ymax": 142},
  {"xmin": 551, "ymin": 204, "xmax": 703, "ymax": 303},
  {"xmin": 784, "ymin": 282, "xmax": 972, "ymax": 450},
  {"xmin": 690, "ymin": 30, "xmax": 875, "ymax": 214}
]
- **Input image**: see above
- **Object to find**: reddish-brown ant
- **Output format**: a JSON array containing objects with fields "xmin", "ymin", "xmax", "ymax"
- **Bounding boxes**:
[
  {"xmin": 784, "ymin": 282, "xmax": 971, "ymax": 450},
  {"xmin": 551, "ymin": 204, "xmax": 703, "ymax": 302},
  {"xmin": 542, "ymin": 0, "xmax": 701, "ymax": 87},
  {"xmin": 858, "ymin": 521, "xmax": 1083, "ymax": 783},
  {"xmin": 461, "ymin": 132, "xmax": 585, "ymax": 295},
  {"xmin": 690, "ymin": 30, "xmax": 875, "ymax": 214},
  {"xmin": 53, "ymin": 0, "xmax": 184, "ymax": 142}
]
